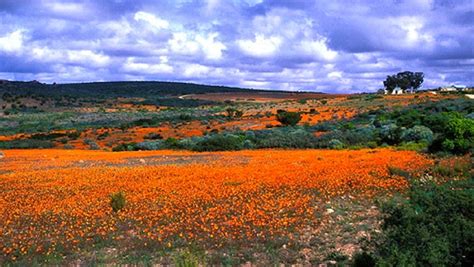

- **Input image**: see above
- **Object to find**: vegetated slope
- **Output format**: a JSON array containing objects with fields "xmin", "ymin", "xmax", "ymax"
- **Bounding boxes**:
[{"xmin": 0, "ymin": 80, "xmax": 277, "ymax": 98}]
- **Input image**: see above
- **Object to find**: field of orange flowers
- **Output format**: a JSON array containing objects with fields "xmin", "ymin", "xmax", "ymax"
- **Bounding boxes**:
[{"xmin": 0, "ymin": 148, "xmax": 434, "ymax": 263}]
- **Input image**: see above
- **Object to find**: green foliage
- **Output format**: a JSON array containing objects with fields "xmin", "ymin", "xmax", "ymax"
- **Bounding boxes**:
[
  {"xmin": 396, "ymin": 141, "xmax": 428, "ymax": 151},
  {"xmin": 276, "ymin": 111, "xmax": 302, "ymax": 126},
  {"xmin": 352, "ymin": 251, "xmax": 376, "ymax": 267},
  {"xmin": 254, "ymin": 128, "xmax": 317, "ymax": 148},
  {"xmin": 328, "ymin": 139, "xmax": 344, "ymax": 149},
  {"xmin": 387, "ymin": 166, "xmax": 411, "ymax": 179},
  {"xmin": 383, "ymin": 71, "xmax": 424, "ymax": 92},
  {"xmin": 0, "ymin": 80, "xmax": 259, "ymax": 98},
  {"xmin": 376, "ymin": 179, "xmax": 474, "ymax": 266},
  {"xmin": 144, "ymin": 132, "xmax": 163, "ymax": 140},
  {"xmin": 379, "ymin": 123, "xmax": 403, "ymax": 145},
  {"xmin": 0, "ymin": 139, "xmax": 54, "ymax": 149},
  {"xmin": 112, "ymin": 142, "xmax": 137, "ymax": 152},
  {"xmin": 400, "ymin": 125, "xmax": 434, "ymax": 143},
  {"xmin": 110, "ymin": 191, "xmax": 126, "ymax": 212},
  {"xmin": 432, "ymin": 160, "xmax": 472, "ymax": 178},
  {"xmin": 429, "ymin": 112, "xmax": 474, "ymax": 154},
  {"xmin": 173, "ymin": 249, "xmax": 203, "ymax": 267},
  {"xmin": 192, "ymin": 134, "xmax": 245, "ymax": 152},
  {"xmin": 225, "ymin": 107, "xmax": 243, "ymax": 118}
]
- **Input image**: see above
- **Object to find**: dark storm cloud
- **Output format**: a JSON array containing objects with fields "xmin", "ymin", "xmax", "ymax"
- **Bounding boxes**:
[{"xmin": 0, "ymin": 0, "xmax": 472, "ymax": 92}]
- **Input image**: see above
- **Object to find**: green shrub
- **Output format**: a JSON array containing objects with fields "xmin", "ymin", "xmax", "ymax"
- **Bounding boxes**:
[
  {"xmin": 432, "ymin": 160, "xmax": 471, "ymax": 178},
  {"xmin": 276, "ymin": 111, "xmax": 302, "ymax": 126},
  {"xmin": 378, "ymin": 123, "xmax": 403, "ymax": 145},
  {"xmin": 352, "ymin": 251, "xmax": 376, "ymax": 267},
  {"xmin": 376, "ymin": 180, "xmax": 474, "ymax": 266},
  {"xmin": 173, "ymin": 249, "xmax": 203, "ymax": 267},
  {"xmin": 429, "ymin": 112, "xmax": 474, "ymax": 154},
  {"xmin": 0, "ymin": 139, "xmax": 54, "ymax": 149},
  {"xmin": 254, "ymin": 128, "xmax": 316, "ymax": 148},
  {"xmin": 328, "ymin": 139, "xmax": 344, "ymax": 149},
  {"xmin": 225, "ymin": 107, "xmax": 243, "ymax": 118},
  {"xmin": 400, "ymin": 125, "xmax": 433, "ymax": 143},
  {"xmin": 387, "ymin": 166, "xmax": 411, "ymax": 179},
  {"xmin": 192, "ymin": 134, "xmax": 245, "ymax": 151},
  {"xmin": 112, "ymin": 142, "xmax": 137, "ymax": 151},
  {"xmin": 144, "ymin": 132, "xmax": 163, "ymax": 140},
  {"xmin": 110, "ymin": 191, "xmax": 126, "ymax": 212},
  {"xmin": 397, "ymin": 141, "xmax": 428, "ymax": 151}
]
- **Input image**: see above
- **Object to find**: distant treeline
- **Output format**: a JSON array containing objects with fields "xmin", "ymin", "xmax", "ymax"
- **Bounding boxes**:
[{"xmin": 0, "ymin": 81, "xmax": 278, "ymax": 98}]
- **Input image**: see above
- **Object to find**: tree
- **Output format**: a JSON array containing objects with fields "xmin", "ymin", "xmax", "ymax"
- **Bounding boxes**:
[
  {"xmin": 383, "ymin": 71, "xmax": 424, "ymax": 93},
  {"xmin": 276, "ymin": 110, "xmax": 302, "ymax": 126},
  {"xmin": 225, "ymin": 107, "xmax": 243, "ymax": 118}
]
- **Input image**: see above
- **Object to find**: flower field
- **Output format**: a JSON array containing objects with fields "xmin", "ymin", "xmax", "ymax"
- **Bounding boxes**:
[{"xmin": 0, "ymin": 149, "xmax": 433, "ymax": 264}]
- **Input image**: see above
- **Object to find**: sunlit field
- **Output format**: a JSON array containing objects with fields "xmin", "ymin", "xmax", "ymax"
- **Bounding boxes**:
[{"xmin": 0, "ymin": 148, "xmax": 435, "ymax": 264}]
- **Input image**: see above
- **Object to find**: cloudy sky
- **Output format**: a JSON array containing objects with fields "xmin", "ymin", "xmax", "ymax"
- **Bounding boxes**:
[{"xmin": 0, "ymin": 0, "xmax": 472, "ymax": 92}]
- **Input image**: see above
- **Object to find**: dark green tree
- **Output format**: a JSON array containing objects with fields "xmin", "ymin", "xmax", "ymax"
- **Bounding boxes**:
[
  {"xmin": 276, "ymin": 111, "xmax": 302, "ymax": 126},
  {"xmin": 383, "ymin": 71, "xmax": 424, "ymax": 93}
]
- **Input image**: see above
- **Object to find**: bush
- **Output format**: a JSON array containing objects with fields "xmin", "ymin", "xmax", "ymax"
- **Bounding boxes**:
[
  {"xmin": 376, "ymin": 180, "xmax": 474, "ymax": 266},
  {"xmin": 192, "ymin": 134, "xmax": 245, "ymax": 151},
  {"xmin": 328, "ymin": 139, "xmax": 344, "ymax": 149},
  {"xmin": 429, "ymin": 112, "xmax": 474, "ymax": 154},
  {"xmin": 144, "ymin": 132, "xmax": 163, "ymax": 140},
  {"xmin": 387, "ymin": 166, "xmax": 411, "ymax": 179},
  {"xmin": 378, "ymin": 123, "xmax": 403, "ymax": 145},
  {"xmin": 276, "ymin": 111, "xmax": 302, "ymax": 126},
  {"xmin": 401, "ymin": 125, "xmax": 433, "ymax": 143},
  {"xmin": 112, "ymin": 142, "xmax": 137, "ymax": 151},
  {"xmin": 254, "ymin": 128, "xmax": 316, "ymax": 148},
  {"xmin": 88, "ymin": 142, "xmax": 100, "ymax": 150},
  {"xmin": 0, "ymin": 139, "xmax": 54, "ymax": 149},
  {"xmin": 225, "ymin": 107, "xmax": 243, "ymax": 118},
  {"xmin": 397, "ymin": 141, "xmax": 428, "ymax": 151},
  {"xmin": 110, "ymin": 191, "xmax": 126, "ymax": 212},
  {"xmin": 352, "ymin": 251, "xmax": 376, "ymax": 267}
]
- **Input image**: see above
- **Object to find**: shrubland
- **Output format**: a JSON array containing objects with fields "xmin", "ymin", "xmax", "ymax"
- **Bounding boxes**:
[{"xmin": 112, "ymin": 98, "xmax": 473, "ymax": 155}]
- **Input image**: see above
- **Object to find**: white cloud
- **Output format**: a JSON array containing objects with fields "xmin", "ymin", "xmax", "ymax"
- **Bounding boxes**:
[
  {"xmin": 31, "ymin": 47, "xmax": 110, "ymax": 68},
  {"xmin": 390, "ymin": 16, "xmax": 435, "ymax": 48},
  {"xmin": 237, "ymin": 34, "xmax": 282, "ymax": 58},
  {"xmin": 183, "ymin": 64, "xmax": 210, "ymax": 77},
  {"xmin": 241, "ymin": 80, "xmax": 270, "ymax": 88},
  {"xmin": 169, "ymin": 32, "xmax": 226, "ymax": 60},
  {"xmin": 123, "ymin": 57, "xmax": 173, "ymax": 74},
  {"xmin": 298, "ymin": 39, "xmax": 338, "ymax": 61},
  {"xmin": 0, "ymin": 30, "xmax": 26, "ymax": 54},
  {"xmin": 168, "ymin": 32, "xmax": 200, "ymax": 56},
  {"xmin": 134, "ymin": 11, "xmax": 170, "ymax": 30},
  {"xmin": 328, "ymin": 71, "xmax": 342, "ymax": 79},
  {"xmin": 195, "ymin": 33, "xmax": 226, "ymax": 60},
  {"xmin": 206, "ymin": 0, "xmax": 220, "ymax": 12},
  {"xmin": 67, "ymin": 50, "xmax": 110, "ymax": 68},
  {"xmin": 44, "ymin": 1, "xmax": 86, "ymax": 16}
]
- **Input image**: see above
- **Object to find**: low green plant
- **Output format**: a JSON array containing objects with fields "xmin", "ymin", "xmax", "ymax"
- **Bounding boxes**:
[
  {"xmin": 376, "ymin": 179, "xmax": 474, "ymax": 266},
  {"xmin": 387, "ymin": 166, "xmax": 411, "ymax": 179},
  {"xmin": 276, "ymin": 111, "xmax": 301, "ymax": 126},
  {"xmin": 110, "ymin": 191, "xmax": 126, "ymax": 212},
  {"xmin": 352, "ymin": 251, "xmax": 376, "ymax": 267},
  {"xmin": 173, "ymin": 249, "xmax": 203, "ymax": 267}
]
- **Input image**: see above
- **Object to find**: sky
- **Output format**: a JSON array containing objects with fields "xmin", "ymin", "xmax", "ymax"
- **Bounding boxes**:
[{"xmin": 0, "ymin": 0, "xmax": 472, "ymax": 93}]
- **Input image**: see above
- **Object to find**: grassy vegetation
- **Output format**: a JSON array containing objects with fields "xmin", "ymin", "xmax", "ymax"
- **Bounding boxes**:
[{"xmin": 108, "ymin": 98, "xmax": 472, "ymax": 155}]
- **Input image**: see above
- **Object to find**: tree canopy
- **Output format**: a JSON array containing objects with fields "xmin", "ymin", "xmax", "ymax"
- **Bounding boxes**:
[{"xmin": 383, "ymin": 71, "xmax": 424, "ymax": 93}]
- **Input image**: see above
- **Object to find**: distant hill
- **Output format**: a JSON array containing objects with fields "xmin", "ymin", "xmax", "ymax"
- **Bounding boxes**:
[{"xmin": 0, "ymin": 80, "xmax": 278, "ymax": 98}]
